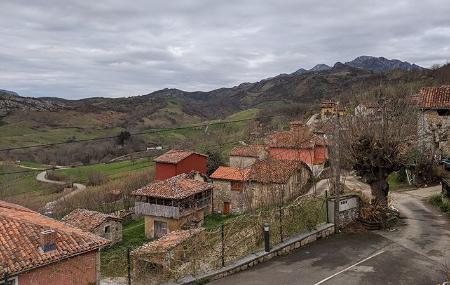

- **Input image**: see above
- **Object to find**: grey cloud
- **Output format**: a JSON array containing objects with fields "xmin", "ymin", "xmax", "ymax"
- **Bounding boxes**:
[{"xmin": 0, "ymin": 0, "xmax": 449, "ymax": 99}]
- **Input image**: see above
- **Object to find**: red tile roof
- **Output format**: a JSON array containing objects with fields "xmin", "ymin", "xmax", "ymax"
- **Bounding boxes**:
[
  {"xmin": 131, "ymin": 173, "xmax": 212, "ymax": 199},
  {"xmin": 266, "ymin": 125, "xmax": 327, "ymax": 149},
  {"xmin": 133, "ymin": 229, "xmax": 202, "ymax": 254},
  {"xmin": 154, "ymin": 149, "xmax": 207, "ymax": 164},
  {"xmin": 211, "ymin": 159, "xmax": 308, "ymax": 184},
  {"xmin": 248, "ymin": 159, "xmax": 306, "ymax": 184},
  {"xmin": 0, "ymin": 201, "xmax": 109, "ymax": 278},
  {"xmin": 418, "ymin": 86, "xmax": 450, "ymax": 109},
  {"xmin": 62, "ymin": 209, "xmax": 122, "ymax": 232},
  {"xmin": 230, "ymin": 145, "xmax": 266, "ymax": 158},
  {"xmin": 321, "ymin": 100, "xmax": 337, "ymax": 108},
  {"xmin": 210, "ymin": 166, "xmax": 250, "ymax": 181}
]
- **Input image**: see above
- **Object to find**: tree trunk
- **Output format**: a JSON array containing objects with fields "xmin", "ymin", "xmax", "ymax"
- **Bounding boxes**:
[{"xmin": 370, "ymin": 179, "xmax": 389, "ymax": 205}]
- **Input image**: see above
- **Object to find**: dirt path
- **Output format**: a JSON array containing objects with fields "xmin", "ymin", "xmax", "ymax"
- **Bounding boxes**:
[{"xmin": 35, "ymin": 170, "xmax": 87, "ymax": 215}]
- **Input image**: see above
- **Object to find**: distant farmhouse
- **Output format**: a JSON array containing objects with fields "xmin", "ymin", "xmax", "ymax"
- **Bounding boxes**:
[
  {"xmin": 0, "ymin": 200, "xmax": 109, "ymax": 285},
  {"xmin": 62, "ymin": 208, "xmax": 123, "ymax": 244},
  {"xmin": 320, "ymin": 100, "xmax": 345, "ymax": 118},
  {"xmin": 416, "ymin": 85, "xmax": 450, "ymax": 157},
  {"xmin": 210, "ymin": 159, "xmax": 311, "ymax": 213},
  {"xmin": 154, "ymin": 149, "xmax": 208, "ymax": 180},
  {"xmin": 132, "ymin": 172, "xmax": 212, "ymax": 239}
]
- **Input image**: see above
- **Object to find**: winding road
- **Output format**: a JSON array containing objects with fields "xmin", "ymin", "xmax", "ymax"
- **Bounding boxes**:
[{"xmin": 209, "ymin": 185, "xmax": 450, "ymax": 285}]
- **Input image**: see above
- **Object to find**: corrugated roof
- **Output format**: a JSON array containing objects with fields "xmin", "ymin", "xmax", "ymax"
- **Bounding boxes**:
[
  {"xmin": 418, "ymin": 86, "xmax": 450, "ymax": 109},
  {"xmin": 62, "ymin": 209, "xmax": 121, "ymax": 232},
  {"xmin": 0, "ymin": 201, "xmax": 109, "ymax": 277},
  {"xmin": 154, "ymin": 149, "xmax": 207, "ymax": 164},
  {"xmin": 131, "ymin": 173, "xmax": 212, "ymax": 199}
]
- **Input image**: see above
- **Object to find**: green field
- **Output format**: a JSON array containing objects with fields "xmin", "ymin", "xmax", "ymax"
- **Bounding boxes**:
[
  {"xmin": 101, "ymin": 218, "xmax": 150, "ymax": 277},
  {"xmin": 387, "ymin": 171, "xmax": 410, "ymax": 191},
  {"xmin": 51, "ymin": 158, "xmax": 155, "ymax": 184},
  {"xmin": 0, "ymin": 162, "xmax": 64, "ymax": 210}
]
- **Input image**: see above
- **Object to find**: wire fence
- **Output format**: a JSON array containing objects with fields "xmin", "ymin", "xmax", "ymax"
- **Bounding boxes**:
[{"xmin": 124, "ymin": 194, "xmax": 327, "ymax": 285}]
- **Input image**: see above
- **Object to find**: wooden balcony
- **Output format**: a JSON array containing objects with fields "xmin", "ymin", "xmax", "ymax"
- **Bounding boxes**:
[{"xmin": 134, "ymin": 196, "xmax": 211, "ymax": 219}]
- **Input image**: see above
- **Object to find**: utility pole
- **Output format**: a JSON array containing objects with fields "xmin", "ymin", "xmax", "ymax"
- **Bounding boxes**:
[{"xmin": 333, "ymin": 107, "xmax": 341, "ymax": 230}]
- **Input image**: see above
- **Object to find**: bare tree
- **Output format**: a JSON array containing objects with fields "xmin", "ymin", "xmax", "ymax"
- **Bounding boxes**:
[{"xmin": 339, "ymin": 87, "xmax": 419, "ymax": 205}]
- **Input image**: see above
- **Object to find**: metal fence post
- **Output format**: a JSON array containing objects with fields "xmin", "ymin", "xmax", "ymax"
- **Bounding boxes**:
[
  {"xmin": 279, "ymin": 204, "xmax": 283, "ymax": 242},
  {"xmin": 221, "ymin": 224, "xmax": 225, "ymax": 267},
  {"xmin": 264, "ymin": 223, "xmax": 270, "ymax": 252},
  {"xmin": 325, "ymin": 190, "xmax": 329, "ymax": 223},
  {"xmin": 3, "ymin": 269, "xmax": 8, "ymax": 285},
  {"xmin": 127, "ymin": 247, "xmax": 131, "ymax": 285}
]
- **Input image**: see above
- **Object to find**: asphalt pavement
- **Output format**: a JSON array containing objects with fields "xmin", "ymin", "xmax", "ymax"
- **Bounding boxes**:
[{"xmin": 209, "ymin": 186, "xmax": 449, "ymax": 285}]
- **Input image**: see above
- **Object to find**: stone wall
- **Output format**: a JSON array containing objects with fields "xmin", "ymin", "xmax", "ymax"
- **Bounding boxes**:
[{"xmin": 92, "ymin": 220, "xmax": 123, "ymax": 245}]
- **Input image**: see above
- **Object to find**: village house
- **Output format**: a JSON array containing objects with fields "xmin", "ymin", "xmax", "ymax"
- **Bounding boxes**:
[
  {"xmin": 62, "ymin": 208, "xmax": 123, "ymax": 245},
  {"xmin": 132, "ymin": 172, "xmax": 213, "ymax": 239},
  {"xmin": 0, "ymin": 200, "xmax": 109, "ymax": 285},
  {"xmin": 154, "ymin": 149, "xmax": 208, "ymax": 181},
  {"xmin": 132, "ymin": 228, "xmax": 204, "ymax": 280},
  {"xmin": 229, "ymin": 144, "xmax": 267, "ymax": 168},
  {"xmin": 416, "ymin": 85, "xmax": 450, "ymax": 158},
  {"xmin": 210, "ymin": 159, "xmax": 311, "ymax": 213},
  {"xmin": 265, "ymin": 121, "xmax": 328, "ymax": 175},
  {"xmin": 320, "ymin": 100, "xmax": 345, "ymax": 118}
]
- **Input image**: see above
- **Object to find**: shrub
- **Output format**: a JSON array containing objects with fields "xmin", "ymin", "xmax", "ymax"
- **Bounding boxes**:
[{"xmin": 87, "ymin": 171, "xmax": 109, "ymax": 186}]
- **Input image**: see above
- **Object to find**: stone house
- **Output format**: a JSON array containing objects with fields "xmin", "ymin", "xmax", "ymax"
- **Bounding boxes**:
[
  {"xmin": 229, "ymin": 144, "xmax": 267, "ymax": 168},
  {"xmin": 0, "ymin": 200, "xmax": 109, "ymax": 285},
  {"xmin": 416, "ymin": 85, "xmax": 450, "ymax": 158},
  {"xmin": 210, "ymin": 159, "xmax": 311, "ymax": 214},
  {"xmin": 132, "ymin": 172, "xmax": 213, "ymax": 239},
  {"xmin": 62, "ymin": 208, "xmax": 123, "ymax": 245}
]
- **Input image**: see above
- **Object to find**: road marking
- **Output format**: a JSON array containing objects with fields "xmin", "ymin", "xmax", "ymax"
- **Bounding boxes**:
[{"xmin": 312, "ymin": 250, "xmax": 385, "ymax": 285}]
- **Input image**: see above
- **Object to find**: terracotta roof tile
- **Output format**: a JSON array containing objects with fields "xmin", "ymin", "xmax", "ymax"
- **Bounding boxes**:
[
  {"xmin": 154, "ymin": 149, "xmax": 207, "ymax": 164},
  {"xmin": 418, "ymin": 86, "xmax": 450, "ymax": 109},
  {"xmin": 266, "ymin": 125, "xmax": 327, "ymax": 148},
  {"xmin": 131, "ymin": 173, "xmax": 212, "ymax": 199},
  {"xmin": 62, "ymin": 209, "xmax": 122, "ymax": 232},
  {"xmin": 230, "ymin": 145, "xmax": 266, "ymax": 158},
  {"xmin": 210, "ymin": 166, "xmax": 250, "ymax": 181},
  {"xmin": 211, "ymin": 159, "xmax": 307, "ymax": 184},
  {"xmin": 248, "ymin": 159, "xmax": 306, "ymax": 184},
  {"xmin": 0, "ymin": 201, "xmax": 109, "ymax": 277},
  {"xmin": 133, "ymin": 229, "xmax": 202, "ymax": 254}
]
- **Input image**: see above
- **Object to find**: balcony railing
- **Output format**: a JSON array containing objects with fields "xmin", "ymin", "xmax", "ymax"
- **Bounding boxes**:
[{"xmin": 135, "ymin": 197, "xmax": 211, "ymax": 219}]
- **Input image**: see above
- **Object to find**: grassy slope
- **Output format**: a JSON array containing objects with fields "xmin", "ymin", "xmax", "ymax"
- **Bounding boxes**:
[
  {"xmin": 52, "ymin": 158, "xmax": 155, "ymax": 184},
  {"xmin": 101, "ymin": 218, "xmax": 149, "ymax": 277},
  {"xmin": 0, "ymin": 162, "xmax": 63, "ymax": 210}
]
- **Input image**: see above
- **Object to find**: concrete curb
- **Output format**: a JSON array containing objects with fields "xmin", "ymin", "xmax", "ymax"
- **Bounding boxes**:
[{"xmin": 166, "ymin": 223, "xmax": 335, "ymax": 285}]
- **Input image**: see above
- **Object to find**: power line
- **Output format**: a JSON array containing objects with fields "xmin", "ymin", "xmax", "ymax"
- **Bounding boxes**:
[{"xmin": 0, "ymin": 114, "xmax": 281, "ymax": 152}]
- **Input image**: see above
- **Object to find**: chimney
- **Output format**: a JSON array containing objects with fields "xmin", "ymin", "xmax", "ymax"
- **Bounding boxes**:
[
  {"xmin": 40, "ymin": 229, "xmax": 57, "ymax": 252},
  {"xmin": 290, "ymin": 121, "xmax": 303, "ymax": 133}
]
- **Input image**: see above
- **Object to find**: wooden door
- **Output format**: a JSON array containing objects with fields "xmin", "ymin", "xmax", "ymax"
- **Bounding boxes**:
[
  {"xmin": 223, "ymin": 202, "xmax": 231, "ymax": 214},
  {"xmin": 154, "ymin": 220, "xmax": 168, "ymax": 238}
]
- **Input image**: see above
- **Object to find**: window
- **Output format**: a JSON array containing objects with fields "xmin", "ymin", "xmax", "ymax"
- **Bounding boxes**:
[
  {"xmin": 154, "ymin": 221, "xmax": 168, "ymax": 238},
  {"xmin": 104, "ymin": 225, "xmax": 111, "ymax": 234},
  {"xmin": 1, "ymin": 277, "xmax": 17, "ymax": 285},
  {"xmin": 231, "ymin": 181, "xmax": 243, "ymax": 192}
]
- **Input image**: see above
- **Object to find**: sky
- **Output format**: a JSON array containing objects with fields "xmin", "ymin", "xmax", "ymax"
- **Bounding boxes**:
[{"xmin": 0, "ymin": 0, "xmax": 449, "ymax": 99}]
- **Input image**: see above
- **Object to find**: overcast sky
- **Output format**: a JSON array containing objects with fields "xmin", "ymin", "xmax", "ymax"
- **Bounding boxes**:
[{"xmin": 1, "ymin": 0, "xmax": 449, "ymax": 99}]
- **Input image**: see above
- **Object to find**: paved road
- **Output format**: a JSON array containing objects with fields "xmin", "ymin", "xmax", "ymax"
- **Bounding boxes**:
[{"xmin": 209, "ymin": 186, "xmax": 450, "ymax": 285}]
